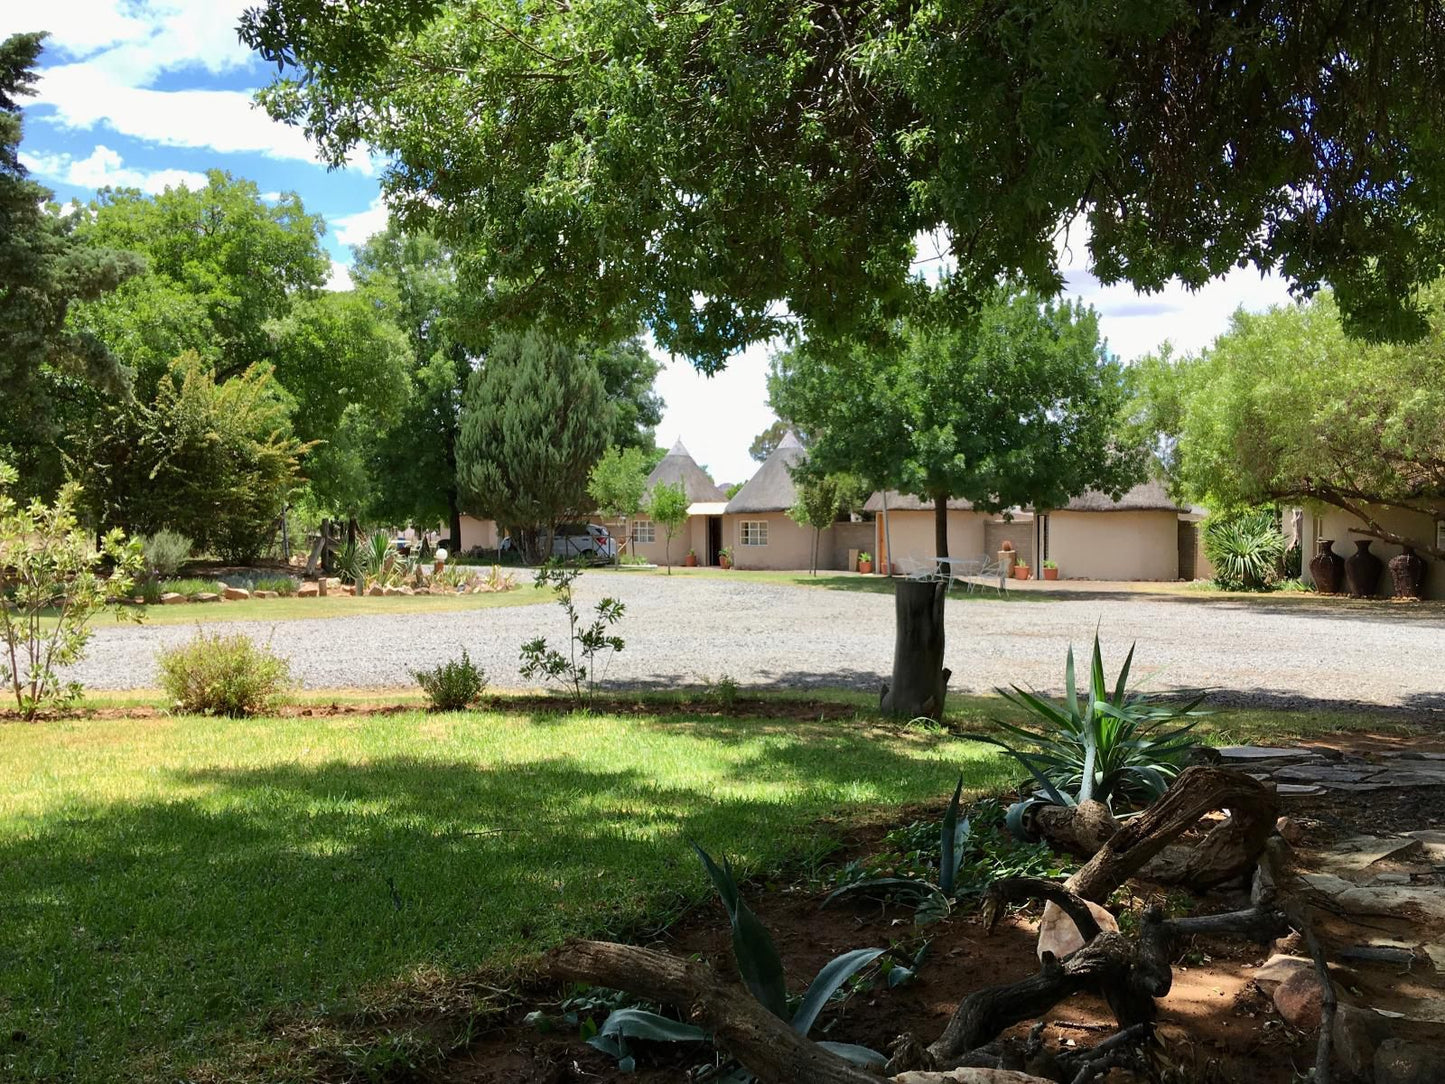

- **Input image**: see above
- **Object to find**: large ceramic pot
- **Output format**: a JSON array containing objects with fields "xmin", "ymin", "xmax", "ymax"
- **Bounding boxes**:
[
  {"xmin": 1344, "ymin": 539, "xmax": 1382, "ymax": 598},
  {"xmin": 1309, "ymin": 539, "xmax": 1345, "ymax": 594},
  {"xmin": 1388, "ymin": 546, "xmax": 1426, "ymax": 600}
]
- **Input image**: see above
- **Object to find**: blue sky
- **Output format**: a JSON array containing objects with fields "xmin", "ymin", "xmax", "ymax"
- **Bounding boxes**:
[{"xmin": 3, "ymin": 1, "xmax": 1295, "ymax": 484}]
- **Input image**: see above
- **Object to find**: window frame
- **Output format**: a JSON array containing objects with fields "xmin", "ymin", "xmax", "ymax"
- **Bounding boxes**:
[
  {"xmin": 632, "ymin": 519, "xmax": 656, "ymax": 544},
  {"xmin": 740, "ymin": 520, "xmax": 769, "ymax": 546}
]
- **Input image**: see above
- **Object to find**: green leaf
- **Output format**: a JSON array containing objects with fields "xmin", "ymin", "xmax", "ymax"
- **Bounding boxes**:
[
  {"xmin": 597, "ymin": 1008, "xmax": 709, "ymax": 1044},
  {"xmin": 791, "ymin": 947, "xmax": 885, "ymax": 1036},
  {"xmin": 816, "ymin": 1041, "xmax": 888, "ymax": 1069},
  {"xmin": 694, "ymin": 844, "xmax": 788, "ymax": 1020},
  {"xmin": 938, "ymin": 774, "xmax": 965, "ymax": 896}
]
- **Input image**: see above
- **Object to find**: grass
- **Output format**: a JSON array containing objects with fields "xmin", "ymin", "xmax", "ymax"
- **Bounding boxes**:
[
  {"xmin": 0, "ymin": 689, "xmax": 1419, "ymax": 1082},
  {"xmin": 0, "ymin": 706, "xmax": 1009, "ymax": 1083}
]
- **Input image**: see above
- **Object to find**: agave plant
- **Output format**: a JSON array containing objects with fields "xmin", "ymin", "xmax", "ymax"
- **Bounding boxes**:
[
  {"xmin": 588, "ymin": 845, "xmax": 887, "ymax": 1074},
  {"xmin": 821, "ymin": 776, "xmax": 970, "ymax": 923},
  {"xmin": 975, "ymin": 634, "xmax": 1206, "ymax": 830}
]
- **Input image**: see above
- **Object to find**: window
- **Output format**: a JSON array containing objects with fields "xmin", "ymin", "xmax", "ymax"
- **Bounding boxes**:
[
  {"xmin": 741, "ymin": 520, "xmax": 768, "ymax": 546},
  {"xmin": 632, "ymin": 519, "xmax": 655, "ymax": 544}
]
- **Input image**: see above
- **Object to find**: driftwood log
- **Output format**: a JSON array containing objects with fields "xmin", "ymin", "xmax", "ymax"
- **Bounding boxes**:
[
  {"xmin": 546, "ymin": 767, "xmax": 1332, "ymax": 1084},
  {"xmin": 880, "ymin": 577, "xmax": 951, "ymax": 720}
]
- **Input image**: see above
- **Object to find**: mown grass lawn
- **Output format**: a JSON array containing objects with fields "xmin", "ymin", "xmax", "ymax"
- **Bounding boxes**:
[{"xmin": 0, "ymin": 706, "xmax": 1010, "ymax": 1083}]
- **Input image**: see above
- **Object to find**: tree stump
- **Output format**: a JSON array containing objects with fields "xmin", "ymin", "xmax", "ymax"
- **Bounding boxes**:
[{"xmin": 880, "ymin": 576, "xmax": 950, "ymax": 720}]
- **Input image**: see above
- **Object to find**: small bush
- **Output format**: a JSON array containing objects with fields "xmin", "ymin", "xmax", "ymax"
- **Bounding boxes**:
[
  {"xmin": 1203, "ymin": 508, "xmax": 1285, "ymax": 590},
  {"xmin": 141, "ymin": 530, "xmax": 193, "ymax": 577},
  {"xmin": 412, "ymin": 649, "xmax": 487, "ymax": 710},
  {"xmin": 157, "ymin": 631, "xmax": 295, "ymax": 716},
  {"xmin": 250, "ymin": 575, "xmax": 299, "ymax": 596}
]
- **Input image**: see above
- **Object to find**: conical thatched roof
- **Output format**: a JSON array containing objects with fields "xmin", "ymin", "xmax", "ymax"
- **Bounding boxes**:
[
  {"xmin": 724, "ymin": 431, "xmax": 806, "ymax": 513},
  {"xmin": 645, "ymin": 440, "xmax": 727, "ymax": 503},
  {"xmin": 863, "ymin": 491, "xmax": 975, "ymax": 512}
]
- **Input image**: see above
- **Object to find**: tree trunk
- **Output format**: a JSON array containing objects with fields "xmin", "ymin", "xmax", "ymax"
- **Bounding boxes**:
[
  {"xmin": 880, "ymin": 576, "xmax": 951, "ymax": 720},
  {"xmin": 934, "ymin": 493, "xmax": 949, "ymax": 559},
  {"xmin": 447, "ymin": 492, "xmax": 462, "ymax": 552}
]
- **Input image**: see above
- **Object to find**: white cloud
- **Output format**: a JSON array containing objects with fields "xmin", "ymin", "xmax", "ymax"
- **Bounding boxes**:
[
  {"xmin": 331, "ymin": 195, "xmax": 390, "ymax": 248},
  {"xmin": 325, "ymin": 260, "xmax": 354, "ymax": 292},
  {"xmin": 21, "ymin": 144, "xmax": 208, "ymax": 195}
]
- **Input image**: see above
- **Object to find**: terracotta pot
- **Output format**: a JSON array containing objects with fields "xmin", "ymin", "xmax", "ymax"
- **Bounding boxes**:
[
  {"xmin": 858, "ymin": 560, "xmax": 873, "ymax": 575},
  {"xmin": 1013, "ymin": 566, "xmax": 1031, "ymax": 580},
  {"xmin": 719, "ymin": 555, "xmax": 733, "ymax": 569},
  {"xmin": 1042, "ymin": 567, "xmax": 1059, "ymax": 580},
  {"xmin": 1309, "ymin": 539, "xmax": 1345, "ymax": 594},
  {"xmin": 1344, "ymin": 539, "xmax": 1382, "ymax": 598},
  {"xmin": 1388, "ymin": 546, "xmax": 1425, "ymax": 600},
  {"xmin": 683, "ymin": 554, "xmax": 698, "ymax": 567}
]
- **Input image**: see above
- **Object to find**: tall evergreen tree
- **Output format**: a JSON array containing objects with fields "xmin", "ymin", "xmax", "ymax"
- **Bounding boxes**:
[
  {"xmin": 0, "ymin": 33, "xmax": 140, "ymax": 497},
  {"xmin": 456, "ymin": 330, "xmax": 614, "ymax": 561}
]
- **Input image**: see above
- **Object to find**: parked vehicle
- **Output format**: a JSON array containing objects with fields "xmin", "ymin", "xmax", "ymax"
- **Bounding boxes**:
[{"xmin": 499, "ymin": 524, "xmax": 617, "ymax": 560}]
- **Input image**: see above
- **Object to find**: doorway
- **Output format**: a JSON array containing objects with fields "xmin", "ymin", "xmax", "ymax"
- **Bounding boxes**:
[{"xmin": 707, "ymin": 516, "xmax": 723, "ymax": 565}]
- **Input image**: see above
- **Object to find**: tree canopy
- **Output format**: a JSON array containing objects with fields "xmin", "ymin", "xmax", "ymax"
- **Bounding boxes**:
[
  {"xmin": 770, "ymin": 289, "xmax": 1143, "ymax": 556},
  {"xmin": 1150, "ymin": 288, "xmax": 1445, "ymax": 558},
  {"xmin": 243, "ymin": 2, "xmax": 1445, "ymax": 368}
]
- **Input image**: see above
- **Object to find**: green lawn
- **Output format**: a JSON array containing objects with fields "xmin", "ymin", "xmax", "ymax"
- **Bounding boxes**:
[{"xmin": 0, "ymin": 707, "xmax": 1008, "ymax": 1083}]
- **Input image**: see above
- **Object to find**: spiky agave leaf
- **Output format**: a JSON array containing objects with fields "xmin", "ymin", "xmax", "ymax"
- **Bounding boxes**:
[
  {"xmin": 790, "ymin": 946, "xmax": 885, "ymax": 1036},
  {"xmin": 693, "ymin": 844, "xmax": 788, "ymax": 1020}
]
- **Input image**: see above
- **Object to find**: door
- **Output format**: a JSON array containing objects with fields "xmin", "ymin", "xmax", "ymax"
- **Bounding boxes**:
[{"xmin": 702, "ymin": 520, "xmax": 719, "ymax": 569}]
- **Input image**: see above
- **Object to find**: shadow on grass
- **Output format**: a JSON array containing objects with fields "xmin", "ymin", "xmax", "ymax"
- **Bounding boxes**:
[{"xmin": 0, "ymin": 736, "xmax": 995, "ymax": 1083}]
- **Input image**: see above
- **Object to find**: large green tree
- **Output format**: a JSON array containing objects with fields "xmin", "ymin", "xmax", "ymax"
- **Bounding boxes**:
[
  {"xmin": 1154, "ymin": 288, "xmax": 1445, "ymax": 559},
  {"xmin": 0, "ymin": 33, "xmax": 140, "ymax": 496},
  {"xmin": 243, "ymin": 2, "xmax": 1445, "ymax": 368},
  {"xmin": 456, "ymin": 330, "xmax": 614, "ymax": 561},
  {"xmin": 771, "ymin": 290, "xmax": 1143, "ymax": 556},
  {"xmin": 69, "ymin": 173, "xmax": 329, "ymax": 394}
]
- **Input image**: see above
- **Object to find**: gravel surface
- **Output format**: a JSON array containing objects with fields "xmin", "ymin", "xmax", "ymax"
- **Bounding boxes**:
[{"xmin": 69, "ymin": 574, "xmax": 1445, "ymax": 711}]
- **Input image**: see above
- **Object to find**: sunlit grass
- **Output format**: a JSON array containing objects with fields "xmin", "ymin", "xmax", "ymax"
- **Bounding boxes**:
[{"xmin": 0, "ymin": 706, "xmax": 1008, "ymax": 1083}]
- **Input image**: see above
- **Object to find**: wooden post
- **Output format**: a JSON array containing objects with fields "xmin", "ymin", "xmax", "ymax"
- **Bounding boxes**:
[{"xmin": 879, "ymin": 576, "xmax": 951, "ymax": 720}]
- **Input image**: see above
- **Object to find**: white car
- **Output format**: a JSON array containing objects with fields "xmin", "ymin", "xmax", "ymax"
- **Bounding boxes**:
[
  {"xmin": 552, "ymin": 523, "xmax": 617, "ymax": 560},
  {"xmin": 499, "ymin": 524, "xmax": 617, "ymax": 560}
]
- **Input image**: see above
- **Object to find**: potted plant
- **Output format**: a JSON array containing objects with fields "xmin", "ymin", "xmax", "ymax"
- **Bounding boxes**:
[
  {"xmin": 684, "ymin": 548, "xmax": 698, "ymax": 567},
  {"xmin": 858, "ymin": 550, "xmax": 874, "ymax": 575},
  {"xmin": 1013, "ymin": 561, "xmax": 1031, "ymax": 580},
  {"xmin": 719, "ymin": 547, "xmax": 733, "ymax": 570},
  {"xmin": 1042, "ymin": 559, "xmax": 1059, "ymax": 581}
]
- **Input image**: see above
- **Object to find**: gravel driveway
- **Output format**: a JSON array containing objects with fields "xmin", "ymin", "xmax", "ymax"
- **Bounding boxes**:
[{"xmin": 69, "ymin": 574, "xmax": 1445, "ymax": 711}]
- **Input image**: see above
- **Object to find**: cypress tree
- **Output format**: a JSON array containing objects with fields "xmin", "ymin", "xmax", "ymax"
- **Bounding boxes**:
[{"xmin": 456, "ymin": 330, "xmax": 614, "ymax": 561}]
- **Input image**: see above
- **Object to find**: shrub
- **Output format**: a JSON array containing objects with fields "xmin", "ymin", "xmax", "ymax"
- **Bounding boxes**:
[
  {"xmin": 973, "ymin": 633, "xmax": 1206, "ymax": 818},
  {"xmin": 141, "ymin": 530, "xmax": 193, "ymax": 577},
  {"xmin": 412, "ymin": 649, "xmax": 488, "ymax": 710},
  {"xmin": 250, "ymin": 575, "xmax": 299, "ymax": 596},
  {"xmin": 1203, "ymin": 507, "xmax": 1285, "ymax": 590},
  {"xmin": 0, "ymin": 466, "xmax": 144, "ymax": 717},
  {"xmin": 156, "ymin": 631, "xmax": 295, "ymax": 716},
  {"xmin": 519, "ymin": 562, "xmax": 624, "ymax": 710}
]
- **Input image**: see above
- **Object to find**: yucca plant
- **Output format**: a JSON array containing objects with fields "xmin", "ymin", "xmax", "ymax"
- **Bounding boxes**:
[
  {"xmin": 974, "ymin": 635, "xmax": 1206, "ymax": 829},
  {"xmin": 1203, "ymin": 508, "xmax": 1285, "ymax": 590},
  {"xmin": 588, "ymin": 846, "xmax": 887, "ymax": 1074}
]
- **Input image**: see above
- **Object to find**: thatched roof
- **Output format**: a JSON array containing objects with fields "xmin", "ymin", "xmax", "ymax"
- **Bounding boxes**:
[
  {"xmin": 1057, "ymin": 478, "xmax": 1186, "ymax": 513},
  {"xmin": 724, "ymin": 431, "xmax": 806, "ymax": 513},
  {"xmin": 863, "ymin": 491, "xmax": 976, "ymax": 513},
  {"xmin": 646, "ymin": 440, "xmax": 727, "ymax": 503}
]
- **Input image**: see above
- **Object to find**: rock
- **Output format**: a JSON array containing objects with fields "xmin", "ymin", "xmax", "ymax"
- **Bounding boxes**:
[
  {"xmin": 297, "ymin": 582, "xmax": 320, "ymax": 598},
  {"xmin": 1316, "ymin": 836, "xmax": 1424, "ymax": 878},
  {"xmin": 414, "ymin": 586, "xmax": 431, "ymax": 595},
  {"xmin": 1273, "ymin": 968, "xmax": 1329, "ymax": 1030},
  {"xmin": 399, "ymin": 585, "xmax": 414, "ymax": 595},
  {"xmin": 367, "ymin": 583, "xmax": 384, "ymax": 597},
  {"xmin": 1406, "ymin": 830, "xmax": 1445, "ymax": 863},
  {"xmin": 1375, "ymin": 1038, "xmax": 1445, "ymax": 1084},
  {"xmin": 222, "ymin": 586, "xmax": 250, "ymax": 601},
  {"xmin": 1254, "ymin": 954, "xmax": 1315, "ymax": 992},
  {"xmin": 381, "ymin": 585, "xmax": 401, "ymax": 596},
  {"xmin": 1275, "ymin": 816, "xmax": 1305, "ymax": 844},
  {"xmin": 188, "ymin": 591, "xmax": 219, "ymax": 603},
  {"xmin": 1370, "ymin": 873, "xmax": 1413, "ymax": 886},
  {"xmin": 1036, "ymin": 899, "xmax": 1119, "ymax": 961},
  {"xmin": 160, "ymin": 592, "xmax": 186, "ymax": 605},
  {"xmin": 1218, "ymin": 746, "xmax": 1326, "ymax": 762},
  {"xmin": 1274, "ymin": 764, "xmax": 1373, "ymax": 783},
  {"xmin": 253, "ymin": 590, "xmax": 278, "ymax": 599},
  {"xmin": 1333, "ymin": 1004, "xmax": 1391, "ymax": 1080},
  {"xmin": 1276, "ymin": 783, "xmax": 1327, "ymax": 796},
  {"xmin": 1301, "ymin": 873, "xmax": 1445, "ymax": 921},
  {"xmin": 324, "ymin": 577, "xmax": 342, "ymax": 591}
]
